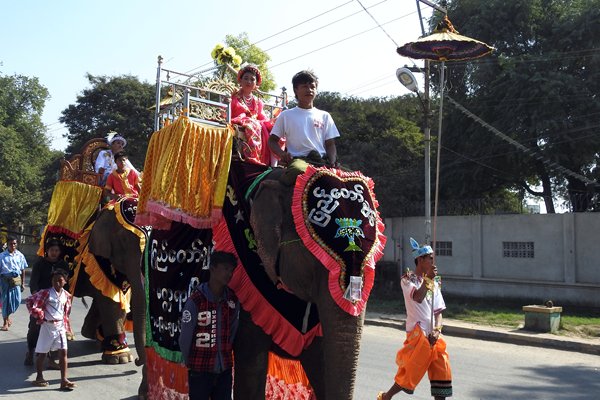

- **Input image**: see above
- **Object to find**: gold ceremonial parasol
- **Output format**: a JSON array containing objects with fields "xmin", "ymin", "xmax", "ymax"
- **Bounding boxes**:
[
  {"xmin": 396, "ymin": 15, "xmax": 493, "ymax": 301},
  {"xmin": 396, "ymin": 15, "xmax": 493, "ymax": 61}
]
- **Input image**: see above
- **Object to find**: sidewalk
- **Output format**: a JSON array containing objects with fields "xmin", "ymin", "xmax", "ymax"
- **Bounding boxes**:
[{"xmin": 364, "ymin": 312, "xmax": 600, "ymax": 356}]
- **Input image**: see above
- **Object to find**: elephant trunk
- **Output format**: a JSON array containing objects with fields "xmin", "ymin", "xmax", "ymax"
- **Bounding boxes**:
[{"xmin": 318, "ymin": 280, "xmax": 365, "ymax": 400}]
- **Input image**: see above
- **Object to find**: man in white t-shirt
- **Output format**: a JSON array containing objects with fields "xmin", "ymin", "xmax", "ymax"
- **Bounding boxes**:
[
  {"xmin": 377, "ymin": 238, "xmax": 452, "ymax": 400},
  {"xmin": 268, "ymin": 70, "xmax": 340, "ymax": 167}
]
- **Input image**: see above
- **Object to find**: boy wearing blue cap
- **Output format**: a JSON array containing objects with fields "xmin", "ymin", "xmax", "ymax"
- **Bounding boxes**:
[{"xmin": 377, "ymin": 238, "xmax": 452, "ymax": 400}]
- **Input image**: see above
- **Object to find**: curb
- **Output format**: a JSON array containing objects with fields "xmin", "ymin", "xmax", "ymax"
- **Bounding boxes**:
[{"xmin": 364, "ymin": 317, "xmax": 600, "ymax": 356}]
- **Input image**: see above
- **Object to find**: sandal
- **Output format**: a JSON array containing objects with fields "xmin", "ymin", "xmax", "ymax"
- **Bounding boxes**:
[
  {"xmin": 32, "ymin": 379, "xmax": 49, "ymax": 387},
  {"xmin": 60, "ymin": 381, "xmax": 77, "ymax": 391},
  {"xmin": 377, "ymin": 392, "xmax": 385, "ymax": 400},
  {"xmin": 0, "ymin": 326, "xmax": 8, "ymax": 331}
]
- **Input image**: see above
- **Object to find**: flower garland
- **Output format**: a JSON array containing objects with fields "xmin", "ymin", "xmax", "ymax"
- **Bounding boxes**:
[{"xmin": 211, "ymin": 43, "xmax": 242, "ymax": 68}]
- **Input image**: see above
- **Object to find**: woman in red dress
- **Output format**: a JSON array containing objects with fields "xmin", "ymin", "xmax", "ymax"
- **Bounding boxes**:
[{"xmin": 231, "ymin": 64, "xmax": 277, "ymax": 165}]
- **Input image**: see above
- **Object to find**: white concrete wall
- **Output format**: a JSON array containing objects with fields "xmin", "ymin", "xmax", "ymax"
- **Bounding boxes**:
[{"xmin": 382, "ymin": 213, "xmax": 600, "ymax": 307}]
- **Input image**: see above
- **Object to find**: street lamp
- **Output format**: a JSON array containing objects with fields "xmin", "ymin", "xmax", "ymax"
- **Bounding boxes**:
[
  {"xmin": 396, "ymin": 1, "xmax": 493, "ymax": 248},
  {"xmin": 396, "ymin": 66, "xmax": 432, "ymax": 245}
]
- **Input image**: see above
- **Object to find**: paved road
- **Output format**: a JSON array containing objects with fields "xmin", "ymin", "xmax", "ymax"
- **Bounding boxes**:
[
  {"xmin": 2, "ymin": 294, "xmax": 600, "ymax": 399},
  {"xmin": 356, "ymin": 325, "xmax": 600, "ymax": 400},
  {"xmin": 0, "ymin": 292, "xmax": 142, "ymax": 400}
]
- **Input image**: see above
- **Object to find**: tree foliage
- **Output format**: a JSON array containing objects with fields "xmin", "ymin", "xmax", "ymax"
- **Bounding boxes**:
[
  {"xmin": 315, "ymin": 92, "xmax": 425, "ymax": 217},
  {"xmin": 224, "ymin": 33, "xmax": 277, "ymax": 94},
  {"xmin": 60, "ymin": 74, "xmax": 155, "ymax": 169},
  {"xmin": 0, "ymin": 73, "xmax": 59, "ymax": 227},
  {"xmin": 435, "ymin": 0, "xmax": 600, "ymax": 212}
]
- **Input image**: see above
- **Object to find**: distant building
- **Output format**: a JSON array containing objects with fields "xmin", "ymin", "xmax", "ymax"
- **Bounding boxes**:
[{"xmin": 525, "ymin": 204, "xmax": 541, "ymax": 214}]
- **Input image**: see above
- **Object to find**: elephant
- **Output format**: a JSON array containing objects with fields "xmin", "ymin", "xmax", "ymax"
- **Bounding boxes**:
[
  {"xmin": 84, "ymin": 203, "xmax": 149, "ymax": 396},
  {"xmin": 234, "ymin": 167, "xmax": 378, "ymax": 400}
]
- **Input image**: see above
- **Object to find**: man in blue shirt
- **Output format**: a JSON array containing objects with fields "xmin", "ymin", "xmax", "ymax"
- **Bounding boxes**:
[{"xmin": 0, "ymin": 236, "xmax": 28, "ymax": 331}]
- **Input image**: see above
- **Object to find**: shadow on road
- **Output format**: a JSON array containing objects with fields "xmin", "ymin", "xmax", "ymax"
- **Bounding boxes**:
[{"xmin": 473, "ymin": 364, "xmax": 600, "ymax": 399}]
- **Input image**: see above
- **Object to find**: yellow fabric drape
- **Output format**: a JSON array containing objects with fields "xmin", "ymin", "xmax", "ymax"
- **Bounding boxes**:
[
  {"xmin": 46, "ymin": 181, "xmax": 102, "ymax": 237},
  {"xmin": 137, "ymin": 116, "xmax": 233, "ymax": 228}
]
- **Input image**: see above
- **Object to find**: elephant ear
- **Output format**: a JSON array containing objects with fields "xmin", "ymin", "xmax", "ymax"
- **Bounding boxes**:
[{"xmin": 250, "ymin": 179, "xmax": 289, "ymax": 283}]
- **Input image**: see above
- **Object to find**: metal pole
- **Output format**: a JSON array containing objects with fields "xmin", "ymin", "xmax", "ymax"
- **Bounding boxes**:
[
  {"xmin": 432, "ymin": 61, "xmax": 445, "ymax": 252},
  {"xmin": 416, "ymin": 0, "xmax": 432, "ymax": 245},
  {"xmin": 154, "ymin": 55, "xmax": 163, "ymax": 131},
  {"xmin": 424, "ymin": 60, "xmax": 432, "ymax": 245}
]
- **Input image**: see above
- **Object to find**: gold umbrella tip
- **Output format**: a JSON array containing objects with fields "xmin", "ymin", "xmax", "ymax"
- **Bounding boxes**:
[{"xmin": 434, "ymin": 15, "xmax": 459, "ymax": 34}]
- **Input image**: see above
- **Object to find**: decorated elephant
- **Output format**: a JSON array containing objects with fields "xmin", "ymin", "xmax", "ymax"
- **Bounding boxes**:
[
  {"xmin": 133, "ymin": 113, "xmax": 385, "ymax": 399},
  {"xmin": 218, "ymin": 160, "xmax": 386, "ymax": 400},
  {"xmin": 38, "ymin": 139, "xmax": 149, "ymax": 367}
]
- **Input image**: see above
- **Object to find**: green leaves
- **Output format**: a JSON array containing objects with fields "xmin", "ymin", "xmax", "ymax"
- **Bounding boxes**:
[
  {"xmin": 59, "ymin": 74, "xmax": 155, "ymax": 169},
  {"xmin": 438, "ymin": 0, "xmax": 600, "ymax": 212},
  {"xmin": 0, "ymin": 74, "xmax": 54, "ymax": 226},
  {"xmin": 315, "ymin": 92, "xmax": 425, "ymax": 217}
]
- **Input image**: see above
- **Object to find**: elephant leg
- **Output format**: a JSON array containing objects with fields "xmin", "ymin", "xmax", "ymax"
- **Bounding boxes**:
[
  {"xmin": 81, "ymin": 298, "xmax": 101, "ymax": 340},
  {"xmin": 137, "ymin": 364, "xmax": 148, "ymax": 400},
  {"xmin": 299, "ymin": 336, "xmax": 326, "ymax": 399},
  {"xmin": 234, "ymin": 309, "xmax": 271, "ymax": 400},
  {"xmin": 94, "ymin": 294, "xmax": 133, "ymax": 364}
]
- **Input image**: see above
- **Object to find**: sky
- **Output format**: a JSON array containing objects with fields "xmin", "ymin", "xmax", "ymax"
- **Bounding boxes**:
[{"xmin": 1, "ymin": 0, "xmax": 433, "ymax": 151}]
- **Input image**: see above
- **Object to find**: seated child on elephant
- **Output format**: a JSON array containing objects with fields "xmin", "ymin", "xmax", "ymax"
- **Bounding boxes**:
[
  {"xmin": 103, "ymin": 151, "xmax": 141, "ymax": 201},
  {"xmin": 268, "ymin": 69, "xmax": 340, "ymax": 168}
]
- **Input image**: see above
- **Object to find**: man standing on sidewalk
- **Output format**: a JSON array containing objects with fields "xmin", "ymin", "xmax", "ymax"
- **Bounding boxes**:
[
  {"xmin": 0, "ymin": 236, "xmax": 28, "ymax": 331},
  {"xmin": 377, "ymin": 237, "xmax": 452, "ymax": 400}
]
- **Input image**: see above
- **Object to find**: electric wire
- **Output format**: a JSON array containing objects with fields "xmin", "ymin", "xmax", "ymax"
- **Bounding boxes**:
[
  {"xmin": 355, "ymin": 0, "xmax": 399, "ymax": 47},
  {"xmin": 263, "ymin": 0, "xmax": 389, "ymax": 53},
  {"xmin": 184, "ymin": 1, "xmax": 357, "ymax": 75},
  {"xmin": 446, "ymin": 95, "xmax": 597, "ymax": 186},
  {"xmin": 270, "ymin": 12, "xmax": 414, "ymax": 69}
]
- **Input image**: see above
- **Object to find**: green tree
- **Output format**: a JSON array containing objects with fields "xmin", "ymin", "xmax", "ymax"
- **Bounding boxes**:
[
  {"xmin": 0, "ymin": 73, "xmax": 58, "ymax": 227},
  {"xmin": 60, "ymin": 74, "xmax": 155, "ymax": 169},
  {"xmin": 224, "ymin": 33, "xmax": 277, "ymax": 93},
  {"xmin": 315, "ymin": 92, "xmax": 425, "ymax": 217},
  {"xmin": 437, "ymin": 0, "xmax": 600, "ymax": 212}
]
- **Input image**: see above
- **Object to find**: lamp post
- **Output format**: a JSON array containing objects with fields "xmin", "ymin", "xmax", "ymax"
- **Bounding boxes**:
[
  {"xmin": 396, "ymin": 0, "xmax": 492, "ymax": 247},
  {"xmin": 396, "ymin": 66, "xmax": 432, "ymax": 245}
]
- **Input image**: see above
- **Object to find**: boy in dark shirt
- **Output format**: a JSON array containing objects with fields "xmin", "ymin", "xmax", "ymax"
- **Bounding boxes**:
[{"xmin": 179, "ymin": 251, "xmax": 239, "ymax": 400}]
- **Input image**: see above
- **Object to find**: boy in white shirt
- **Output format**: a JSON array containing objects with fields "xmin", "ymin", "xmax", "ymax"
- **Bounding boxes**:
[
  {"xmin": 268, "ymin": 70, "xmax": 340, "ymax": 167},
  {"xmin": 27, "ymin": 268, "xmax": 76, "ymax": 391}
]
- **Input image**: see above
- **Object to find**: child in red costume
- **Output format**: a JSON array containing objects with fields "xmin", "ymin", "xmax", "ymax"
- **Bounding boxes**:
[{"xmin": 231, "ymin": 64, "xmax": 281, "ymax": 165}]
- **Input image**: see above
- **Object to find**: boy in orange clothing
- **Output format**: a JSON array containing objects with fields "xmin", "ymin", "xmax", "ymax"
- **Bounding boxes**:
[
  {"xmin": 103, "ymin": 151, "xmax": 141, "ymax": 201},
  {"xmin": 377, "ymin": 237, "xmax": 452, "ymax": 400}
]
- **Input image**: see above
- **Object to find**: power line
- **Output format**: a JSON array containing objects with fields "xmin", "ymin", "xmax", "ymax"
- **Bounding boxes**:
[
  {"xmin": 256, "ymin": 0, "xmax": 356, "ymax": 46},
  {"xmin": 264, "ymin": 0, "xmax": 389, "ymax": 53},
  {"xmin": 184, "ymin": 1, "xmax": 357, "ymax": 75},
  {"xmin": 446, "ymin": 95, "xmax": 597, "ymax": 186},
  {"xmin": 270, "ymin": 11, "xmax": 415, "ymax": 69},
  {"xmin": 355, "ymin": 0, "xmax": 399, "ymax": 47}
]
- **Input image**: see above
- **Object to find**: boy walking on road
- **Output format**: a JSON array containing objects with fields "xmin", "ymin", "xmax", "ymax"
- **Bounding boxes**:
[
  {"xmin": 27, "ymin": 268, "xmax": 76, "ymax": 391},
  {"xmin": 378, "ymin": 237, "xmax": 452, "ymax": 400}
]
